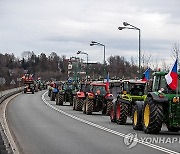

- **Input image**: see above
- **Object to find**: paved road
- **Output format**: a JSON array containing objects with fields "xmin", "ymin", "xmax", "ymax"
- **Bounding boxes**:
[{"xmin": 7, "ymin": 91, "xmax": 180, "ymax": 154}]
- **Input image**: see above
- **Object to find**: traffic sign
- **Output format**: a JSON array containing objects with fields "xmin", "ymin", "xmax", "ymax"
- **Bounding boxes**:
[{"xmin": 10, "ymin": 79, "xmax": 16, "ymax": 85}]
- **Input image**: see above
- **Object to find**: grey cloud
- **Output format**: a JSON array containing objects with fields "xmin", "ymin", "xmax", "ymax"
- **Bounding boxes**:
[{"xmin": 0, "ymin": 0, "xmax": 179, "ymax": 66}]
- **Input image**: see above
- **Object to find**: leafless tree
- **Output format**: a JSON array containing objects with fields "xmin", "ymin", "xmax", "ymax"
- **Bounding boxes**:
[
  {"xmin": 161, "ymin": 58, "xmax": 169, "ymax": 71},
  {"xmin": 21, "ymin": 51, "xmax": 33, "ymax": 61},
  {"xmin": 141, "ymin": 51, "xmax": 152, "ymax": 69},
  {"xmin": 171, "ymin": 43, "xmax": 179, "ymax": 61},
  {"xmin": 151, "ymin": 55, "xmax": 159, "ymax": 71}
]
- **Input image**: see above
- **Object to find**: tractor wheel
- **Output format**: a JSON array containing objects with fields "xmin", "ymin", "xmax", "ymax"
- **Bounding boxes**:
[
  {"xmin": 50, "ymin": 91, "xmax": 55, "ymax": 101},
  {"xmin": 86, "ymin": 98, "xmax": 93, "ymax": 115},
  {"xmin": 106, "ymin": 101, "xmax": 113, "ymax": 116},
  {"xmin": 116, "ymin": 102, "xmax": 128, "ymax": 125},
  {"xmin": 56, "ymin": 94, "xmax": 59, "ymax": 105},
  {"xmin": 167, "ymin": 126, "xmax": 179, "ymax": 132},
  {"xmin": 110, "ymin": 103, "xmax": 116, "ymax": 122},
  {"xmin": 132, "ymin": 103, "xmax": 143, "ymax": 130},
  {"xmin": 73, "ymin": 97, "xmax": 77, "ymax": 110},
  {"xmin": 82, "ymin": 100, "xmax": 86, "ymax": 114},
  {"xmin": 102, "ymin": 108, "xmax": 106, "ymax": 115},
  {"xmin": 142, "ymin": 97, "xmax": 163, "ymax": 134},
  {"xmin": 76, "ymin": 98, "xmax": 83, "ymax": 111},
  {"xmin": 69, "ymin": 94, "xmax": 73, "ymax": 106},
  {"xmin": 58, "ymin": 95, "xmax": 64, "ymax": 106}
]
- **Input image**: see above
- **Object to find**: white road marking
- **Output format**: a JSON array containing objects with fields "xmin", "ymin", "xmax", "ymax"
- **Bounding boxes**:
[{"xmin": 42, "ymin": 91, "xmax": 180, "ymax": 154}]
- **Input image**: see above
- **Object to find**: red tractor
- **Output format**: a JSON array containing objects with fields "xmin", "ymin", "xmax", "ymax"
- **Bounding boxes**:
[
  {"xmin": 73, "ymin": 81, "xmax": 91, "ymax": 111},
  {"xmin": 82, "ymin": 81, "xmax": 113, "ymax": 115},
  {"xmin": 22, "ymin": 74, "xmax": 35, "ymax": 94}
]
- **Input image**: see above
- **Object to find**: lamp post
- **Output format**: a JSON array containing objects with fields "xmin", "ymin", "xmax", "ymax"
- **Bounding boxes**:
[
  {"xmin": 118, "ymin": 22, "xmax": 141, "ymax": 78},
  {"xmin": 69, "ymin": 56, "xmax": 80, "ymax": 82},
  {"xmin": 90, "ymin": 41, "xmax": 106, "ymax": 79},
  {"xmin": 77, "ymin": 51, "xmax": 89, "ymax": 77}
]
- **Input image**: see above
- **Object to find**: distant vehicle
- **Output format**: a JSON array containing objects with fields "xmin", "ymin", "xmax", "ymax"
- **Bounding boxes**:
[
  {"xmin": 49, "ymin": 81, "xmax": 62, "ymax": 101},
  {"xmin": 73, "ymin": 81, "xmax": 91, "ymax": 111},
  {"xmin": 22, "ymin": 74, "xmax": 35, "ymax": 94},
  {"xmin": 56, "ymin": 81, "xmax": 78, "ymax": 106}
]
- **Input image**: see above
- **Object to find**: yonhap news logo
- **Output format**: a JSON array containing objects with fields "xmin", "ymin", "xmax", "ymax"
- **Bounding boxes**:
[
  {"xmin": 124, "ymin": 132, "xmax": 138, "ymax": 148},
  {"xmin": 124, "ymin": 132, "xmax": 180, "ymax": 149}
]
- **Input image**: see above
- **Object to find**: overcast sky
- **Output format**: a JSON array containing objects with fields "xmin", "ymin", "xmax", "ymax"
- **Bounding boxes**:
[{"xmin": 0, "ymin": 0, "xmax": 180, "ymax": 67}]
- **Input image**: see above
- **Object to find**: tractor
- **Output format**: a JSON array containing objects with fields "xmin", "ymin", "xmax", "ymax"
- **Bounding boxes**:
[
  {"xmin": 109, "ymin": 79, "xmax": 122, "ymax": 121},
  {"xmin": 34, "ymin": 81, "xmax": 39, "ymax": 92},
  {"xmin": 23, "ymin": 74, "xmax": 35, "ymax": 94},
  {"xmin": 82, "ymin": 81, "xmax": 113, "ymax": 115},
  {"xmin": 56, "ymin": 81, "xmax": 78, "ymax": 106},
  {"xmin": 138, "ymin": 71, "xmax": 180, "ymax": 133},
  {"xmin": 73, "ymin": 81, "xmax": 91, "ymax": 111},
  {"xmin": 110, "ymin": 79, "xmax": 147, "ymax": 126},
  {"xmin": 50, "ymin": 81, "xmax": 62, "ymax": 101},
  {"xmin": 48, "ymin": 81, "xmax": 54, "ymax": 97}
]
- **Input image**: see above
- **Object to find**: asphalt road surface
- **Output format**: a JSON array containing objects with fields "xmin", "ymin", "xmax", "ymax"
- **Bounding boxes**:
[{"xmin": 7, "ymin": 91, "xmax": 180, "ymax": 154}]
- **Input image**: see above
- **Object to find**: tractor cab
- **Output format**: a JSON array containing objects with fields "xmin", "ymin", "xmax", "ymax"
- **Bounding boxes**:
[
  {"xmin": 109, "ymin": 80, "xmax": 122, "ymax": 99},
  {"xmin": 152, "ymin": 72, "xmax": 180, "ymax": 94},
  {"xmin": 120, "ymin": 80, "xmax": 147, "ymax": 102}
]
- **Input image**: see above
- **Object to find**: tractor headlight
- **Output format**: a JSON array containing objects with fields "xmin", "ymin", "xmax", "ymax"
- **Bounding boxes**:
[
  {"xmin": 158, "ymin": 93, "xmax": 164, "ymax": 98},
  {"xmin": 173, "ymin": 97, "xmax": 179, "ymax": 103}
]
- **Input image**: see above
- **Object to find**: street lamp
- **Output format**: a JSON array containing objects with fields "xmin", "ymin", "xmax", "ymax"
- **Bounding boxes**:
[
  {"xmin": 77, "ymin": 51, "xmax": 89, "ymax": 77},
  {"xmin": 90, "ymin": 41, "xmax": 106, "ymax": 79},
  {"xmin": 118, "ymin": 22, "xmax": 141, "ymax": 78}
]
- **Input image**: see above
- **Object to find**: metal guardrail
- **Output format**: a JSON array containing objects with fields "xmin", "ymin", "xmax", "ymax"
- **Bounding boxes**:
[
  {"xmin": 0, "ymin": 88, "xmax": 23, "ymax": 154},
  {"xmin": 0, "ymin": 88, "xmax": 22, "ymax": 104}
]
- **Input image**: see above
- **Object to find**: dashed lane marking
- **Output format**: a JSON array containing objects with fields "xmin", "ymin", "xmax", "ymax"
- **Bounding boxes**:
[{"xmin": 42, "ymin": 91, "xmax": 179, "ymax": 154}]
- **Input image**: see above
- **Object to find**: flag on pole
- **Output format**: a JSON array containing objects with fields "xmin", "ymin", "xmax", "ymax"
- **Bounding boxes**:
[
  {"xmin": 165, "ymin": 59, "xmax": 178, "ymax": 90},
  {"xmin": 106, "ymin": 72, "xmax": 109, "ymax": 90},
  {"xmin": 141, "ymin": 68, "xmax": 150, "ymax": 81}
]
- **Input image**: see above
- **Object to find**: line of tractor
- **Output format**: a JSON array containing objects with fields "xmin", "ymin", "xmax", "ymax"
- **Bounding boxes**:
[{"xmin": 47, "ymin": 71, "xmax": 180, "ymax": 134}]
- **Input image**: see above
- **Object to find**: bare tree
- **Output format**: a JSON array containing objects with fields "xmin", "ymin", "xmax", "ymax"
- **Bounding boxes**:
[
  {"xmin": 141, "ymin": 51, "xmax": 152, "ymax": 69},
  {"xmin": 151, "ymin": 55, "xmax": 159, "ymax": 71},
  {"xmin": 21, "ymin": 51, "xmax": 33, "ymax": 61},
  {"xmin": 130, "ymin": 56, "xmax": 135, "ymax": 66},
  {"xmin": 161, "ymin": 58, "xmax": 169, "ymax": 71},
  {"xmin": 171, "ymin": 43, "xmax": 179, "ymax": 61}
]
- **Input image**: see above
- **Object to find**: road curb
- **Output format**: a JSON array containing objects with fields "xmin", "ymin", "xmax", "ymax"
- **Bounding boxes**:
[{"xmin": 0, "ymin": 90, "xmax": 22, "ymax": 154}]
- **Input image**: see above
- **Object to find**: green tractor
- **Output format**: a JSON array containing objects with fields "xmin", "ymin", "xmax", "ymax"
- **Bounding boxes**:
[
  {"xmin": 110, "ymin": 79, "xmax": 147, "ymax": 127},
  {"xmin": 56, "ymin": 81, "xmax": 78, "ymax": 106},
  {"xmin": 139, "ymin": 72, "xmax": 180, "ymax": 133}
]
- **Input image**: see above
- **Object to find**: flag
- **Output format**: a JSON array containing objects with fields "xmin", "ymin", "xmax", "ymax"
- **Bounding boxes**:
[
  {"xmin": 141, "ymin": 68, "xmax": 150, "ymax": 81},
  {"xmin": 165, "ymin": 59, "xmax": 178, "ymax": 90},
  {"xmin": 106, "ymin": 72, "xmax": 109, "ymax": 90}
]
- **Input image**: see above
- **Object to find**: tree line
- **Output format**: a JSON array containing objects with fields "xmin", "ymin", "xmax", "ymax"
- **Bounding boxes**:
[{"xmin": 0, "ymin": 51, "xmax": 147, "ymax": 89}]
